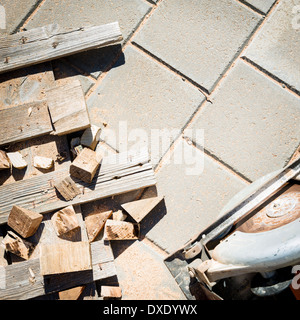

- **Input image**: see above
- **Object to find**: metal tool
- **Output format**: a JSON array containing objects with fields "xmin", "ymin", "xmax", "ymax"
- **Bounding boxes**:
[{"xmin": 164, "ymin": 157, "xmax": 300, "ymax": 300}]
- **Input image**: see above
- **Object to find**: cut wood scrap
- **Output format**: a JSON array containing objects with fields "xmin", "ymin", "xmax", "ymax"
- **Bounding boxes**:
[
  {"xmin": 0, "ymin": 233, "xmax": 8, "ymax": 267},
  {"xmin": 33, "ymin": 156, "xmax": 54, "ymax": 170},
  {"xmin": 112, "ymin": 209, "xmax": 127, "ymax": 221},
  {"xmin": 0, "ymin": 150, "xmax": 10, "ymax": 170},
  {"xmin": 51, "ymin": 205, "xmax": 80, "ymax": 238},
  {"xmin": 46, "ymin": 79, "xmax": 90, "ymax": 136},
  {"xmin": 54, "ymin": 175, "xmax": 81, "ymax": 201},
  {"xmin": 70, "ymin": 147, "xmax": 101, "ymax": 183},
  {"xmin": 40, "ymin": 241, "xmax": 92, "ymax": 275},
  {"xmin": 0, "ymin": 101, "xmax": 53, "ymax": 147},
  {"xmin": 0, "ymin": 22, "xmax": 123, "ymax": 74},
  {"xmin": 1, "ymin": 231, "xmax": 34, "ymax": 260},
  {"xmin": 6, "ymin": 151, "xmax": 27, "ymax": 169},
  {"xmin": 0, "ymin": 150, "xmax": 156, "ymax": 225},
  {"xmin": 85, "ymin": 210, "xmax": 113, "ymax": 243},
  {"xmin": 59, "ymin": 286, "xmax": 85, "ymax": 300},
  {"xmin": 104, "ymin": 220, "xmax": 140, "ymax": 241},
  {"xmin": 121, "ymin": 196, "xmax": 164, "ymax": 223},
  {"xmin": 8, "ymin": 205, "xmax": 43, "ymax": 238},
  {"xmin": 0, "ymin": 239, "xmax": 116, "ymax": 300},
  {"xmin": 101, "ymin": 286, "xmax": 122, "ymax": 299},
  {"xmin": 80, "ymin": 125, "xmax": 101, "ymax": 150}
]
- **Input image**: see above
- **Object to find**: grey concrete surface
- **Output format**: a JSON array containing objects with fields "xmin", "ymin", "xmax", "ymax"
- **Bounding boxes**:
[
  {"xmin": 244, "ymin": 0, "xmax": 300, "ymax": 93},
  {"xmin": 186, "ymin": 60, "xmax": 300, "ymax": 182},
  {"xmin": 242, "ymin": 0, "xmax": 276, "ymax": 14},
  {"xmin": 87, "ymin": 45, "xmax": 206, "ymax": 166},
  {"xmin": 142, "ymin": 139, "xmax": 248, "ymax": 254},
  {"xmin": 133, "ymin": 0, "xmax": 262, "ymax": 93}
]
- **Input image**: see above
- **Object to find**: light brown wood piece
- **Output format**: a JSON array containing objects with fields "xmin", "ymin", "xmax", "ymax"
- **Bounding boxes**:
[
  {"xmin": 121, "ymin": 196, "xmax": 164, "ymax": 223},
  {"xmin": 0, "ymin": 150, "xmax": 10, "ymax": 170},
  {"xmin": 0, "ymin": 234, "xmax": 8, "ymax": 267},
  {"xmin": 33, "ymin": 156, "xmax": 54, "ymax": 170},
  {"xmin": 0, "ymin": 150, "xmax": 156, "ymax": 225},
  {"xmin": 70, "ymin": 147, "xmax": 101, "ymax": 183},
  {"xmin": 6, "ymin": 152, "xmax": 27, "ymax": 169},
  {"xmin": 46, "ymin": 79, "xmax": 90, "ymax": 135},
  {"xmin": 8, "ymin": 206, "xmax": 43, "ymax": 238},
  {"xmin": 51, "ymin": 205, "xmax": 80, "ymax": 238},
  {"xmin": 39, "ymin": 241, "xmax": 92, "ymax": 275},
  {"xmin": 54, "ymin": 176, "xmax": 81, "ymax": 201},
  {"xmin": 0, "ymin": 22, "xmax": 123, "ymax": 74},
  {"xmin": 104, "ymin": 220, "xmax": 140, "ymax": 240},
  {"xmin": 80, "ymin": 125, "xmax": 101, "ymax": 150},
  {"xmin": 85, "ymin": 210, "xmax": 113, "ymax": 243},
  {"xmin": 0, "ymin": 101, "xmax": 52, "ymax": 146},
  {"xmin": 101, "ymin": 286, "xmax": 122, "ymax": 298},
  {"xmin": 59, "ymin": 286, "xmax": 85, "ymax": 300},
  {"xmin": 112, "ymin": 209, "xmax": 127, "ymax": 221},
  {"xmin": 2, "ymin": 231, "xmax": 34, "ymax": 260}
]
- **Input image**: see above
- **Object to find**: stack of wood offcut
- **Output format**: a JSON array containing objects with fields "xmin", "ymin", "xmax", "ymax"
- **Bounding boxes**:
[{"xmin": 0, "ymin": 22, "xmax": 162, "ymax": 300}]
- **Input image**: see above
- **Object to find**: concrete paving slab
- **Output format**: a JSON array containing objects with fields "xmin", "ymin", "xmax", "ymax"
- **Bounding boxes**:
[
  {"xmin": 110, "ymin": 240, "xmax": 187, "ymax": 299},
  {"xmin": 133, "ymin": 0, "xmax": 261, "ymax": 93},
  {"xmin": 142, "ymin": 139, "xmax": 248, "ymax": 254},
  {"xmin": 26, "ymin": 0, "xmax": 151, "ymax": 78},
  {"xmin": 244, "ymin": 0, "xmax": 300, "ymax": 93},
  {"xmin": 186, "ymin": 60, "xmax": 300, "ymax": 182},
  {"xmin": 242, "ymin": 0, "xmax": 276, "ymax": 14},
  {"xmin": 87, "ymin": 45, "xmax": 205, "ymax": 166},
  {"xmin": 0, "ymin": 0, "xmax": 40, "ymax": 35}
]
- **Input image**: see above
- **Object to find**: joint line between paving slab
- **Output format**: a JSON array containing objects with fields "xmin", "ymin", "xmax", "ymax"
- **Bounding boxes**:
[
  {"xmin": 236, "ymin": 0, "xmax": 266, "ymax": 16},
  {"xmin": 241, "ymin": 57, "xmax": 300, "ymax": 98},
  {"xmin": 16, "ymin": 0, "xmax": 47, "ymax": 32},
  {"xmin": 182, "ymin": 137, "xmax": 252, "ymax": 184}
]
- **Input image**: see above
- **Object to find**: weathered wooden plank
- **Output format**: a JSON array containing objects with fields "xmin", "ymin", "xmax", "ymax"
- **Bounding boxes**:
[
  {"xmin": 104, "ymin": 220, "xmax": 140, "ymax": 240},
  {"xmin": 46, "ymin": 79, "xmax": 90, "ymax": 135},
  {"xmin": 0, "ymin": 22, "xmax": 123, "ymax": 74},
  {"xmin": 0, "ymin": 239, "xmax": 116, "ymax": 300},
  {"xmin": 0, "ymin": 151, "xmax": 156, "ymax": 225},
  {"xmin": 0, "ymin": 100, "xmax": 53, "ymax": 147}
]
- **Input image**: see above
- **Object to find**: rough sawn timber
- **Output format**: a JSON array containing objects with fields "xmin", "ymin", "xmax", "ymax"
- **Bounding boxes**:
[
  {"xmin": 0, "ymin": 22, "xmax": 123, "ymax": 74},
  {"xmin": 0, "ymin": 150, "xmax": 156, "ymax": 225}
]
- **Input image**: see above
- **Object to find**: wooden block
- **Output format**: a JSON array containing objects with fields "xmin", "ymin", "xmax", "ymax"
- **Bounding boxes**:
[
  {"xmin": 54, "ymin": 176, "xmax": 81, "ymax": 201},
  {"xmin": 121, "ymin": 196, "xmax": 164, "ymax": 223},
  {"xmin": 51, "ymin": 205, "xmax": 80, "ymax": 238},
  {"xmin": 39, "ymin": 241, "xmax": 92, "ymax": 275},
  {"xmin": 112, "ymin": 209, "xmax": 127, "ymax": 221},
  {"xmin": 59, "ymin": 286, "xmax": 85, "ymax": 300},
  {"xmin": 1, "ymin": 231, "xmax": 34, "ymax": 260},
  {"xmin": 6, "ymin": 151, "xmax": 27, "ymax": 169},
  {"xmin": 46, "ymin": 79, "xmax": 90, "ymax": 136},
  {"xmin": 80, "ymin": 125, "xmax": 101, "ymax": 150},
  {"xmin": 0, "ymin": 101, "xmax": 53, "ymax": 147},
  {"xmin": 8, "ymin": 205, "xmax": 43, "ymax": 238},
  {"xmin": 101, "ymin": 286, "xmax": 122, "ymax": 299},
  {"xmin": 104, "ymin": 220, "xmax": 140, "ymax": 240},
  {"xmin": 0, "ymin": 22, "xmax": 123, "ymax": 74},
  {"xmin": 0, "ymin": 150, "xmax": 10, "ymax": 170},
  {"xmin": 85, "ymin": 210, "xmax": 113, "ymax": 243},
  {"xmin": 33, "ymin": 156, "xmax": 54, "ymax": 170},
  {"xmin": 70, "ymin": 147, "xmax": 101, "ymax": 183}
]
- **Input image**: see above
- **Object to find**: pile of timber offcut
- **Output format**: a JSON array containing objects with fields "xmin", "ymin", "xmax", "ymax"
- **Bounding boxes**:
[{"xmin": 0, "ymin": 22, "xmax": 162, "ymax": 300}]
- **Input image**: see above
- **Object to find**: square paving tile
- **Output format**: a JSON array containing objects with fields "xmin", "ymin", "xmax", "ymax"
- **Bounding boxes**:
[
  {"xmin": 133, "ymin": 0, "xmax": 261, "ymax": 93},
  {"xmin": 244, "ymin": 0, "xmax": 300, "ymax": 93},
  {"xmin": 186, "ymin": 60, "xmax": 300, "ymax": 182},
  {"xmin": 242, "ymin": 0, "xmax": 276, "ymax": 14},
  {"xmin": 87, "ymin": 45, "xmax": 205, "ymax": 166}
]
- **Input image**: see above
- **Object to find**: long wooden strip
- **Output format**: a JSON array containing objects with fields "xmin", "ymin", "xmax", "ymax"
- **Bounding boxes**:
[
  {"xmin": 0, "ymin": 100, "xmax": 53, "ymax": 146},
  {"xmin": 0, "ymin": 151, "xmax": 156, "ymax": 225},
  {"xmin": 0, "ymin": 22, "xmax": 123, "ymax": 74},
  {"xmin": 0, "ymin": 240, "xmax": 116, "ymax": 300}
]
